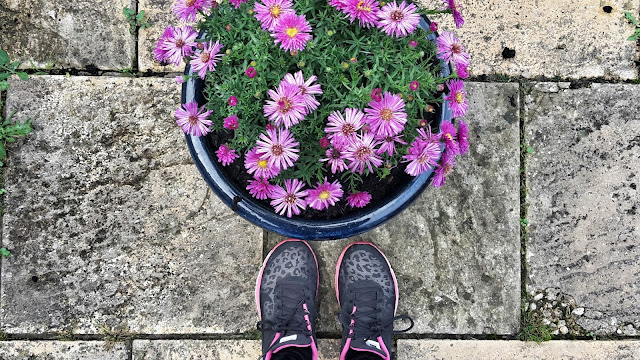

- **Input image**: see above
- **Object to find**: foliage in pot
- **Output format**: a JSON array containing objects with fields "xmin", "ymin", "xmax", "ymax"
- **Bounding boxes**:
[{"xmin": 155, "ymin": 0, "xmax": 471, "ymax": 238}]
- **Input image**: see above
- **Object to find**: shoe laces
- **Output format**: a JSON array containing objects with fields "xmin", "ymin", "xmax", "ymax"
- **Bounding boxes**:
[
  {"xmin": 256, "ymin": 281, "xmax": 312, "ymax": 359},
  {"xmin": 338, "ymin": 285, "xmax": 414, "ymax": 341}
]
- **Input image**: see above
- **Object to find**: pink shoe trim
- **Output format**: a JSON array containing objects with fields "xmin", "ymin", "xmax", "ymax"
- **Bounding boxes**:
[
  {"xmin": 264, "ymin": 333, "xmax": 282, "ymax": 360},
  {"xmin": 377, "ymin": 335, "xmax": 391, "ymax": 360},
  {"xmin": 334, "ymin": 242, "xmax": 399, "ymax": 315},
  {"xmin": 339, "ymin": 334, "xmax": 352, "ymax": 360},
  {"xmin": 256, "ymin": 239, "xmax": 319, "ymax": 320}
]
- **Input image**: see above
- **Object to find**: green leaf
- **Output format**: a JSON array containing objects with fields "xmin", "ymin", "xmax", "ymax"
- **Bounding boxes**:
[
  {"xmin": 0, "ymin": 49, "xmax": 9, "ymax": 65},
  {"xmin": 0, "ymin": 142, "xmax": 6, "ymax": 161},
  {"xmin": 0, "ymin": 248, "xmax": 10, "ymax": 257},
  {"xmin": 527, "ymin": 147, "xmax": 534, "ymax": 154},
  {"xmin": 17, "ymin": 72, "xmax": 28, "ymax": 81},
  {"xmin": 624, "ymin": 11, "xmax": 639, "ymax": 26},
  {"xmin": 136, "ymin": 10, "xmax": 146, "ymax": 21}
]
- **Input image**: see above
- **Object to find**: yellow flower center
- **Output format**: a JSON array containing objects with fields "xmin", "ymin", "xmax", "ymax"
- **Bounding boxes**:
[
  {"xmin": 357, "ymin": 1, "xmax": 371, "ymax": 12},
  {"xmin": 381, "ymin": 109, "xmax": 393, "ymax": 121},
  {"xmin": 270, "ymin": 5, "xmax": 282, "ymax": 17},
  {"xmin": 445, "ymin": 133, "xmax": 453, "ymax": 141},
  {"xmin": 319, "ymin": 191, "xmax": 330, "ymax": 200},
  {"xmin": 258, "ymin": 160, "xmax": 268, "ymax": 168},
  {"xmin": 286, "ymin": 27, "xmax": 299, "ymax": 38},
  {"xmin": 455, "ymin": 91, "xmax": 464, "ymax": 104},
  {"xmin": 186, "ymin": 0, "xmax": 197, "ymax": 6}
]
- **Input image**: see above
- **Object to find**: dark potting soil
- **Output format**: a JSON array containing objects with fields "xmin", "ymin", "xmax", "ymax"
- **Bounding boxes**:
[{"xmin": 205, "ymin": 106, "xmax": 441, "ymax": 220}]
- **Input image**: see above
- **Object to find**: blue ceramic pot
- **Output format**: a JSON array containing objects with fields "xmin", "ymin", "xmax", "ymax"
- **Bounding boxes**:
[{"xmin": 182, "ymin": 16, "xmax": 453, "ymax": 241}]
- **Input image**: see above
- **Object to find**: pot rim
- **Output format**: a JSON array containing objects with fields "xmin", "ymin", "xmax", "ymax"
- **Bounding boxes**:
[{"xmin": 182, "ymin": 15, "xmax": 453, "ymax": 240}]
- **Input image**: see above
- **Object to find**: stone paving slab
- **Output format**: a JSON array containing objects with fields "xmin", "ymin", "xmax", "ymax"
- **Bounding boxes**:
[
  {"xmin": 138, "ymin": 0, "xmax": 183, "ymax": 73},
  {"xmin": 525, "ymin": 83, "xmax": 640, "ymax": 336},
  {"xmin": 268, "ymin": 82, "xmax": 521, "ymax": 335},
  {"xmin": 132, "ymin": 339, "xmax": 341, "ymax": 359},
  {"xmin": 1, "ymin": 76, "xmax": 263, "ymax": 334},
  {"xmin": 0, "ymin": 0, "xmax": 134, "ymax": 70},
  {"xmin": 416, "ymin": 0, "xmax": 639, "ymax": 80},
  {"xmin": 0, "ymin": 341, "xmax": 127, "ymax": 360},
  {"xmin": 397, "ymin": 340, "xmax": 640, "ymax": 359}
]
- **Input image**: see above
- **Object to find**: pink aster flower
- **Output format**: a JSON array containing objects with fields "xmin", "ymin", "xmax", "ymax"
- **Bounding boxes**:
[
  {"xmin": 443, "ymin": 0, "xmax": 464, "ymax": 28},
  {"xmin": 429, "ymin": 22, "xmax": 438, "ymax": 32},
  {"xmin": 329, "ymin": 0, "xmax": 349, "ymax": 12},
  {"xmin": 256, "ymin": 128, "xmax": 300, "ymax": 170},
  {"xmin": 432, "ymin": 150, "xmax": 456, "ymax": 187},
  {"xmin": 281, "ymin": 71, "xmax": 323, "ymax": 112},
  {"xmin": 173, "ymin": 0, "xmax": 212, "ymax": 22},
  {"xmin": 270, "ymin": 179, "xmax": 308, "ymax": 218},
  {"xmin": 403, "ymin": 137, "xmax": 442, "ymax": 176},
  {"xmin": 325, "ymin": 108, "xmax": 365, "ymax": 146},
  {"xmin": 445, "ymin": 79, "xmax": 469, "ymax": 118},
  {"xmin": 365, "ymin": 91, "xmax": 407, "ymax": 137},
  {"xmin": 409, "ymin": 40, "xmax": 418, "ymax": 48},
  {"xmin": 377, "ymin": 1, "xmax": 421, "ymax": 38},
  {"xmin": 223, "ymin": 114, "xmax": 239, "ymax": 130},
  {"xmin": 190, "ymin": 40, "xmax": 224, "ymax": 79},
  {"xmin": 245, "ymin": 147, "xmax": 281, "ymax": 179},
  {"xmin": 436, "ymin": 31, "xmax": 470, "ymax": 66},
  {"xmin": 458, "ymin": 120, "xmax": 469, "ymax": 155},
  {"xmin": 154, "ymin": 27, "xmax": 175, "ymax": 63},
  {"xmin": 159, "ymin": 26, "xmax": 198, "ymax": 66},
  {"xmin": 319, "ymin": 137, "xmax": 330, "ymax": 148},
  {"xmin": 345, "ymin": 0, "xmax": 380, "ymax": 28},
  {"xmin": 456, "ymin": 62, "xmax": 469, "ymax": 79},
  {"xmin": 264, "ymin": 82, "xmax": 307, "ymax": 128},
  {"xmin": 254, "ymin": 0, "xmax": 295, "ymax": 31},
  {"xmin": 247, "ymin": 177, "xmax": 275, "ymax": 200},
  {"xmin": 375, "ymin": 134, "xmax": 406, "ymax": 156},
  {"xmin": 320, "ymin": 146, "xmax": 348, "ymax": 174},
  {"xmin": 347, "ymin": 191, "xmax": 372, "ymax": 208},
  {"xmin": 228, "ymin": 96, "xmax": 238, "ymax": 107},
  {"xmin": 216, "ymin": 144, "xmax": 239, "ymax": 166},
  {"xmin": 272, "ymin": 13, "xmax": 313, "ymax": 53},
  {"xmin": 419, "ymin": 119, "xmax": 429, "ymax": 127},
  {"xmin": 410, "ymin": 80, "xmax": 420, "ymax": 91},
  {"xmin": 175, "ymin": 101, "xmax": 213, "ymax": 137},
  {"xmin": 229, "ymin": 0, "xmax": 248, "ymax": 8},
  {"xmin": 246, "ymin": 67, "xmax": 257, "ymax": 78},
  {"xmin": 345, "ymin": 133, "xmax": 383, "ymax": 174},
  {"xmin": 371, "ymin": 88, "xmax": 383, "ymax": 102},
  {"xmin": 307, "ymin": 178, "xmax": 344, "ymax": 210},
  {"xmin": 440, "ymin": 121, "xmax": 460, "ymax": 155},
  {"xmin": 176, "ymin": 75, "xmax": 184, "ymax": 84}
]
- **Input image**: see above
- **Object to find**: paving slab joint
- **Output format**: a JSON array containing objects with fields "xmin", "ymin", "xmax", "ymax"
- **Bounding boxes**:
[{"xmin": 517, "ymin": 81, "xmax": 554, "ymax": 343}]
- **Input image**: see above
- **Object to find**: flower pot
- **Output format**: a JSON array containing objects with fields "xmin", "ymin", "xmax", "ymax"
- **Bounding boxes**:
[{"xmin": 182, "ymin": 16, "xmax": 453, "ymax": 241}]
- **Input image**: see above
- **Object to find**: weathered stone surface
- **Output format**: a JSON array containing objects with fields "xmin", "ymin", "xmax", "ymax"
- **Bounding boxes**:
[
  {"xmin": 1, "ymin": 76, "xmax": 263, "ymax": 334},
  {"xmin": 138, "ymin": 0, "xmax": 183, "ymax": 73},
  {"xmin": 525, "ymin": 83, "xmax": 640, "ymax": 335},
  {"xmin": 416, "ymin": 0, "xmax": 639, "ymax": 80},
  {"xmin": 0, "ymin": 0, "xmax": 134, "ymax": 70},
  {"xmin": 397, "ymin": 340, "xmax": 640, "ymax": 359},
  {"xmin": 0, "ymin": 341, "xmax": 127, "ymax": 360},
  {"xmin": 132, "ymin": 339, "xmax": 341, "ymax": 359},
  {"xmin": 268, "ymin": 82, "xmax": 521, "ymax": 334}
]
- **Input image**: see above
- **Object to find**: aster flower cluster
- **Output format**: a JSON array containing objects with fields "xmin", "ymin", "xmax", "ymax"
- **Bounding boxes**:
[
  {"xmin": 255, "ymin": 0, "xmax": 313, "ymax": 53},
  {"xmin": 157, "ymin": 0, "xmax": 472, "ymax": 219}
]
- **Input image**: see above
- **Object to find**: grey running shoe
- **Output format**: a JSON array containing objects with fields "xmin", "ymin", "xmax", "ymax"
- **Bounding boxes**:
[{"xmin": 256, "ymin": 239, "xmax": 319, "ymax": 360}]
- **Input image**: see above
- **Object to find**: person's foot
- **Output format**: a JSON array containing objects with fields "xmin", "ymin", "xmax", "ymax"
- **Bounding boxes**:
[
  {"xmin": 256, "ymin": 239, "xmax": 319, "ymax": 360},
  {"xmin": 335, "ymin": 242, "xmax": 413, "ymax": 360}
]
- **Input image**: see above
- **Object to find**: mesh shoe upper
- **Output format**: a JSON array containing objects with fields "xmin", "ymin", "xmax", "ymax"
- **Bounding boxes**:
[
  {"xmin": 257, "ymin": 240, "xmax": 319, "ymax": 360},
  {"xmin": 336, "ymin": 242, "xmax": 411, "ymax": 360}
]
